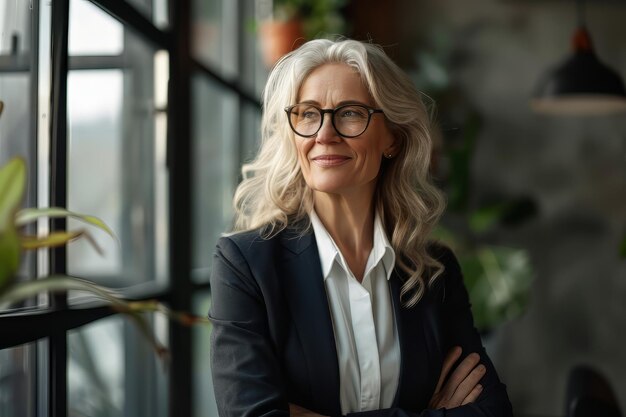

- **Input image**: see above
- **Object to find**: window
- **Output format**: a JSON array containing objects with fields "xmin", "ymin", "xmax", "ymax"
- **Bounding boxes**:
[{"xmin": 0, "ymin": 1, "xmax": 263, "ymax": 416}]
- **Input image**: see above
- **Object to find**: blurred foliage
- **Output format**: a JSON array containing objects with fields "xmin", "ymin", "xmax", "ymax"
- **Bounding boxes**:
[
  {"xmin": 434, "ymin": 226, "xmax": 534, "ymax": 332},
  {"xmin": 434, "ymin": 113, "xmax": 538, "ymax": 332},
  {"xmin": 272, "ymin": 0, "xmax": 347, "ymax": 39},
  {"xmin": 0, "ymin": 157, "xmax": 208, "ymax": 359},
  {"xmin": 407, "ymin": 29, "xmax": 538, "ymax": 332}
]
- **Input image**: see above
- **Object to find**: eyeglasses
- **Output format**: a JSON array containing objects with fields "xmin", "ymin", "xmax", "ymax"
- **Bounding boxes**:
[{"xmin": 284, "ymin": 103, "xmax": 384, "ymax": 138}]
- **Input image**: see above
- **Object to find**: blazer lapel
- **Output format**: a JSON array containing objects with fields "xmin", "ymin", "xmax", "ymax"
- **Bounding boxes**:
[
  {"xmin": 279, "ymin": 228, "xmax": 342, "ymax": 416},
  {"xmin": 390, "ymin": 272, "xmax": 440, "ymax": 410}
]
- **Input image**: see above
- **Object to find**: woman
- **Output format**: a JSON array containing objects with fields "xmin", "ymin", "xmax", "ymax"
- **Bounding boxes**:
[{"xmin": 209, "ymin": 39, "xmax": 512, "ymax": 417}]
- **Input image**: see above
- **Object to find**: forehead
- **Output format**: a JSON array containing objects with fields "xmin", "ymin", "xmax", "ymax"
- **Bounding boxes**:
[{"xmin": 297, "ymin": 63, "xmax": 372, "ymax": 104}]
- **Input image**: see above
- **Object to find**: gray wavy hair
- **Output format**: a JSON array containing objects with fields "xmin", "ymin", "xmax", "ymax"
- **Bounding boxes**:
[{"xmin": 232, "ymin": 38, "xmax": 446, "ymax": 307}]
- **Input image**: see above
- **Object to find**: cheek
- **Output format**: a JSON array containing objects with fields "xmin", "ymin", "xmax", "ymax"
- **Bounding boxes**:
[{"xmin": 295, "ymin": 141, "xmax": 312, "ymax": 171}]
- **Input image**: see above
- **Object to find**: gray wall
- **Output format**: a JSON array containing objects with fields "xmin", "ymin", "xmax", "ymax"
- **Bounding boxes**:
[{"xmin": 403, "ymin": 1, "xmax": 626, "ymax": 416}]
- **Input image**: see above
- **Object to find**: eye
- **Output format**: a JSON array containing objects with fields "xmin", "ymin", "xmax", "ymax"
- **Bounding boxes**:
[{"xmin": 338, "ymin": 106, "xmax": 367, "ymax": 119}]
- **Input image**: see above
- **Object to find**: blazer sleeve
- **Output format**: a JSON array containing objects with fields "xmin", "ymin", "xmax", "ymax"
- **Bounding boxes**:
[
  {"xmin": 345, "ymin": 246, "xmax": 513, "ymax": 417},
  {"xmin": 435, "ymin": 245, "xmax": 512, "ymax": 417},
  {"xmin": 209, "ymin": 236, "xmax": 289, "ymax": 417}
]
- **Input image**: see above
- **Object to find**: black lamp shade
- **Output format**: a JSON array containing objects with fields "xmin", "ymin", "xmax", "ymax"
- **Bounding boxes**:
[{"xmin": 532, "ymin": 28, "xmax": 626, "ymax": 114}]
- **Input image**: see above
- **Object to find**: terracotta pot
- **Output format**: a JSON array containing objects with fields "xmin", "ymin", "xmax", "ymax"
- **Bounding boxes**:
[{"xmin": 259, "ymin": 19, "xmax": 305, "ymax": 68}]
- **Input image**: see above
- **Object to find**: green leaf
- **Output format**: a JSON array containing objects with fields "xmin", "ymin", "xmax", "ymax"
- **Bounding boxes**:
[
  {"xmin": 0, "ymin": 275, "xmax": 208, "ymax": 362},
  {"xmin": 15, "ymin": 207, "xmax": 116, "ymax": 240},
  {"xmin": 0, "ymin": 225, "xmax": 20, "ymax": 291},
  {"xmin": 461, "ymin": 246, "xmax": 534, "ymax": 332},
  {"xmin": 20, "ymin": 229, "xmax": 104, "ymax": 254},
  {"xmin": 0, "ymin": 157, "xmax": 26, "ymax": 232},
  {"xmin": 0, "ymin": 275, "xmax": 125, "ymax": 307},
  {"xmin": 469, "ymin": 204, "xmax": 507, "ymax": 234},
  {"xmin": 20, "ymin": 230, "xmax": 84, "ymax": 249}
]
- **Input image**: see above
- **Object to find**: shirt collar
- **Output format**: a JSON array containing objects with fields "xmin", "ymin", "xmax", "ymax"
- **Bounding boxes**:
[{"xmin": 309, "ymin": 210, "xmax": 396, "ymax": 281}]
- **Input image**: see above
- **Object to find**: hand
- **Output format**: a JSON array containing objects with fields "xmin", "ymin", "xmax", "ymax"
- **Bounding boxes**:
[
  {"xmin": 289, "ymin": 403, "xmax": 328, "ymax": 417},
  {"xmin": 429, "ymin": 346, "xmax": 486, "ymax": 409}
]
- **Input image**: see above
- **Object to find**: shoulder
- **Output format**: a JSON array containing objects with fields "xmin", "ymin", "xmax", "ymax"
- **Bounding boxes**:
[
  {"xmin": 211, "ymin": 222, "xmax": 313, "ymax": 291},
  {"xmin": 216, "ymin": 220, "xmax": 313, "ymax": 260},
  {"xmin": 215, "ymin": 226, "xmax": 277, "ymax": 262}
]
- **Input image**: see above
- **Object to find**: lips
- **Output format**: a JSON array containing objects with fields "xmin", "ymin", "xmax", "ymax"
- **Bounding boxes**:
[{"xmin": 310, "ymin": 154, "xmax": 351, "ymax": 167}]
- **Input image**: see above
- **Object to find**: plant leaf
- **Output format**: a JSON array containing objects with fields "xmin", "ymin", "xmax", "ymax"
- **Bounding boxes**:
[
  {"xmin": 0, "ymin": 275, "xmax": 125, "ymax": 307},
  {"xmin": 15, "ymin": 207, "xmax": 115, "ymax": 240},
  {"xmin": 0, "ymin": 157, "xmax": 26, "ymax": 232},
  {"xmin": 0, "ymin": 225, "xmax": 20, "ymax": 292},
  {"xmin": 20, "ymin": 229, "xmax": 104, "ymax": 255},
  {"xmin": 469, "ymin": 204, "xmax": 507, "ymax": 234},
  {"xmin": 0, "ymin": 275, "xmax": 167, "ymax": 359},
  {"xmin": 0, "ymin": 275, "xmax": 208, "ymax": 363},
  {"xmin": 20, "ymin": 229, "xmax": 86, "ymax": 248}
]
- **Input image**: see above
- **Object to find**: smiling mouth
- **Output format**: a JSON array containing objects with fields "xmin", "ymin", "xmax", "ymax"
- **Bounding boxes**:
[{"xmin": 311, "ymin": 155, "xmax": 351, "ymax": 167}]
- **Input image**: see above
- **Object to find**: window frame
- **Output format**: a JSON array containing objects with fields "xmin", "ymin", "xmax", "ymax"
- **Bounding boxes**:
[{"xmin": 0, "ymin": 1, "xmax": 261, "ymax": 416}]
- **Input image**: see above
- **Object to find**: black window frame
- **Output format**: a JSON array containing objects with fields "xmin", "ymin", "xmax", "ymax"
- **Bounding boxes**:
[{"xmin": 0, "ymin": 1, "xmax": 261, "ymax": 416}]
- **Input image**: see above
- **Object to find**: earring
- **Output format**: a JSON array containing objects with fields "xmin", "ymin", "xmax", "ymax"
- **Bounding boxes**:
[{"xmin": 385, "ymin": 153, "xmax": 393, "ymax": 159}]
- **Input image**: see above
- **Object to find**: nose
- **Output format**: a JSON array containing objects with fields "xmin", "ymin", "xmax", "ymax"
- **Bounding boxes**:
[{"xmin": 315, "ymin": 113, "xmax": 341, "ymax": 143}]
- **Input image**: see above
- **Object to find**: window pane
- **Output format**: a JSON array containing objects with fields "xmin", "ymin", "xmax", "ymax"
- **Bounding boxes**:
[
  {"xmin": 0, "ymin": 0, "xmax": 33, "ymax": 179},
  {"xmin": 0, "ymin": 0, "xmax": 38, "ymax": 309},
  {"xmin": 193, "ymin": 291, "xmax": 217, "ymax": 417},
  {"xmin": 192, "ymin": 75, "xmax": 239, "ymax": 282},
  {"xmin": 67, "ymin": 70, "xmax": 124, "ymax": 278},
  {"xmin": 69, "ymin": 0, "xmax": 123, "ymax": 56},
  {"xmin": 0, "ymin": 1, "xmax": 31, "ymax": 55},
  {"xmin": 67, "ymin": 7, "xmax": 169, "ymax": 287},
  {"xmin": 68, "ymin": 314, "xmax": 168, "ymax": 417},
  {"xmin": 192, "ymin": 0, "xmax": 238, "ymax": 78},
  {"xmin": 0, "ymin": 344, "xmax": 36, "ymax": 417},
  {"xmin": 0, "ymin": 75, "xmax": 32, "ymax": 185},
  {"xmin": 240, "ymin": 0, "xmax": 267, "ymax": 96},
  {"xmin": 126, "ymin": 0, "xmax": 169, "ymax": 29},
  {"xmin": 241, "ymin": 101, "xmax": 262, "ymax": 165}
]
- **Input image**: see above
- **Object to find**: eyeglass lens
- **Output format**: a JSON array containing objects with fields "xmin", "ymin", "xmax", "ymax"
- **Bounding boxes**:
[{"xmin": 288, "ymin": 104, "xmax": 372, "ymax": 137}]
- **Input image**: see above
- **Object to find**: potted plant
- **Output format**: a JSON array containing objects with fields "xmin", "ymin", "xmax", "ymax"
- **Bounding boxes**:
[{"xmin": 259, "ymin": 0, "xmax": 347, "ymax": 67}]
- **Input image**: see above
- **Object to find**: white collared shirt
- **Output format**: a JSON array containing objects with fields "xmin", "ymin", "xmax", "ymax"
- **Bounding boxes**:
[{"xmin": 310, "ymin": 211, "xmax": 400, "ymax": 414}]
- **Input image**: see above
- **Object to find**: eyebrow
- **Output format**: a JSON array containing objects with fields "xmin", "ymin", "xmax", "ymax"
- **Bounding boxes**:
[{"xmin": 297, "ymin": 99, "xmax": 373, "ymax": 107}]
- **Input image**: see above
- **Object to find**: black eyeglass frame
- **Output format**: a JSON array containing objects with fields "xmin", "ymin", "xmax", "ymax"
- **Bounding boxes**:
[{"xmin": 284, "ymin": 103, "xmax": 384, "ymax": 138}]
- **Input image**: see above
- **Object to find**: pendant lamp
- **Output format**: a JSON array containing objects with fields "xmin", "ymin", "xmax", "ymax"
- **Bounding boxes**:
[{"xmin": 531, "ymin": 0, "xmax": 626, "ymax": 115}]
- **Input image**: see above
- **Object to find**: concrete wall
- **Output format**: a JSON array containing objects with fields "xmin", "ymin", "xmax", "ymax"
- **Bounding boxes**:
[{"xmin": 396, "ymin": 1, "xmax": 626, "ymax": 415}]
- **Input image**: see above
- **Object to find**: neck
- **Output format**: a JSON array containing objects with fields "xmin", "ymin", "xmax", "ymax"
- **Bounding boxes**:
[{"xmin": 313, "ymin": 188, "xmax": 377, "ymax": 281}]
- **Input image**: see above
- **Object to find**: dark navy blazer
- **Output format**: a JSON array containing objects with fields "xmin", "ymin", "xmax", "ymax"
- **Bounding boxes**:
[{"xmin": 209, "ymin": 225, "xmax": 513, "ymax": 417}]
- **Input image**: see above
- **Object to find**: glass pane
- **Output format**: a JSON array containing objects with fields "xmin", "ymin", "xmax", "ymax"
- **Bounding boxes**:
[
  {"xmin": 0, "ymin": 1, "xmax": 31, "ymax": 55},
  {"xmin": 192, "ymin": 0, "xmax": 238, "ymax": 78},
  {"xmin": 69, "ymin": 0, "xmax": 123, "ymax": 56},
  {"xmin": 0, "ymin": 0, "xmax": 38, "ymax": 309},
  {"xmin": 193, "ymin": 291, "xmax": 218, "ymax": 417},
  {"xmin": 0, "ymin": 344, "xmax": 36, "ymax": 417},
  {"xmin": 241, "ymin": 100, "xmax": 262, "ymax": 165},
  {"xmin": 240, "ymin": 0, "xmax": 267, "ymax": 96},
  {"xmin": 126, "ymin": 0, "xmax": 169, "ymax": 29},
  {"xmin": 67, "ymin": 69, "xmax": 123, "ymax": 279},
  {"xmin": 0, "ymin": 75, "xmax": 32, "ymax": 183},
  {"xmin": 192, "ymin": 75, "xmax": 239, "ymax": 282},
  {"xmin": 68, "ymin": 314, "xmax": 168, "ymax": 417},
  {"xmin": 67, "ymin": 7, "xmax": 169, "ymax": 287},
  {"xmin": 0, "ymin": 0, "xmax": 33, "ymax": 175}
]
